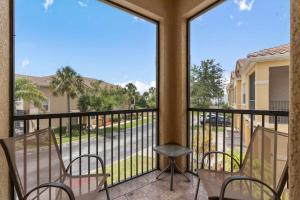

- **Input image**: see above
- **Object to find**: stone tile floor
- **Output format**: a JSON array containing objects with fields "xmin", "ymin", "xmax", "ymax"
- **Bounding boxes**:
[{"xmin": 97, "ymin": 171, "xmax": 208, "ymax": 200}]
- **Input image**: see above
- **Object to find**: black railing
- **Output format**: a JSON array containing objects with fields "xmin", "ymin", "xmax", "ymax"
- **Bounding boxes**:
[
  {"xmin": 187, "ymin": 108, "xmax": 289, "ymax": 174},
  {"xmin": 13, "ymin": 108, "xmax": 158, "ymax": 187},
  {"xmin": 269, "ymin": 100, "xmax": 289, "ymax": 124}
]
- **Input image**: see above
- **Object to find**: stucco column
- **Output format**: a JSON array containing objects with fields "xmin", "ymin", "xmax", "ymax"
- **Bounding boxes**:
[
  {"xmin": 289, "ymin": 0, "xmax": 300, "ymax": 199},
  {"xmin": 0, "ymin": 0, "xmax": 12, "ymax": 199},
  {"xmin": 159, "ymin": 10, "xmax": 188, "ymax": 170}
]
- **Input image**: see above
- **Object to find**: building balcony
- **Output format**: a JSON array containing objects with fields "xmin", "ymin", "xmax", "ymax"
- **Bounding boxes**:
[
  {"xmin": 11, "ymin": 108, "xmax": 289, "ymax": 199},
  {"xmin": 1, "ymin": 0, "xmax": 300, "ymax": 199}
]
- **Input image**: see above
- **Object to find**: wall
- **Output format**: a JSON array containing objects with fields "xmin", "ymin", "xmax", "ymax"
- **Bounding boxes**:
[
  {"xmin": 289, "ymin": 0, "xmax": 300, "ymax": 198},
  {"xmin": 0, "ymin": 0, "xmax": 11, "ymax": 199},
  {"xmin": 237, "ymin": 59, "xmax": 290, "ymax": 149}
]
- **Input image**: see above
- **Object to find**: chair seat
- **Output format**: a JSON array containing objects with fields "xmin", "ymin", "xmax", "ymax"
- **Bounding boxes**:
[
  {"xmin": 198, "ymin": 169, "xmax": 269, "ymax": 200},
  {"xmin": 33, "ymin": 174, "xmax": 110, "ymax": 200},
  {"xmin": 63, "ymin": 174, "xmax": 110, "ymax": 200}
]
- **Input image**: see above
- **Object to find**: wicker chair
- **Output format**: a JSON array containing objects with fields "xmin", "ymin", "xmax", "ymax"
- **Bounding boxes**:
[
  {"xmin": 0, "ymin": 128, "xmax": 110, "ymax": 200},
  {"xmin": 194, "ymin": 126, "xmax": 288, "ymax": 200}
]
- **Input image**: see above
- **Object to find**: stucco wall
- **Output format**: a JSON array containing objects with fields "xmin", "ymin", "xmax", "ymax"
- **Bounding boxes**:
[
  {"xmin": 289, "ymin": 0, "xmax": 300, "ymax": 198},
  {"xmin": 0, "ymin": 0, "xmax": 11, "ymax": 199}
]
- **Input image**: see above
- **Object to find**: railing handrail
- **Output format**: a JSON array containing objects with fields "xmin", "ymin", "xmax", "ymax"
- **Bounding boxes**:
[
  {"xmin": 13, "ymin": 108, "xmax": 158, "ymax": 120},
  {"xmin": 188, "ymin": 108, "xmax": 289, "ymax": 116}
]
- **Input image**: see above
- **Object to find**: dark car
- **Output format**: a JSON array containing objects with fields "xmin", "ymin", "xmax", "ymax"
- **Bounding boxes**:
[{"xmin": 201, "ymin": 115, "xmax": 231, "ymax": 127}]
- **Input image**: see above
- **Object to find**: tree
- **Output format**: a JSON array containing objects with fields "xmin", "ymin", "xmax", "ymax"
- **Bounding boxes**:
[
  {"xmin": 50, "ymin": 66, "xmax": 84, "ymax": 112},
  {"xmin": 125, "ymin": 83, "xmax": 137, "ymax": 109},
  {"xmin": 190, "ymin": 59, "xmax": 225, "ymax": 108},
  {"xmin": 77, "ymin": 81, "xmax": 128, "ymax": 112},
  {"xmin": 110, "ymin": 86, "xmax": 128, "ymax": 109},
  {"xmin": 147, "ymin": 87, "xmax": 156, "ymax": 108},
  {"xmin": 136, "ymin": 92, "xmax": 148, "ymax": 108},
  {"xmin": 77, "ymin": 93, "xmax": 90, "ymax": 112},
  {"xmin": 15, "ymin": 78, "xmax": 47, "ymax": 110}
]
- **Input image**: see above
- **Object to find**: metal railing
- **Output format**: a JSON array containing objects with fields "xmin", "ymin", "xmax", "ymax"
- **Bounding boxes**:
[
  {"xmin": 187, "ymin": 108, "xmax": 289, "ymax": 174},
  {"xmin": 13, "ymin": 108, "xmax": 158, "ymax": 188},
  {"xmin": 269, "ymin": 100, "xmax": 289, "ymax": 124}
]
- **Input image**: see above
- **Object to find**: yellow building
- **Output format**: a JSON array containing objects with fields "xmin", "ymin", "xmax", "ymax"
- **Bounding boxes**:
[{"xmin": 227, "ymin": 44, "xmax": 290, "ymax": 143}]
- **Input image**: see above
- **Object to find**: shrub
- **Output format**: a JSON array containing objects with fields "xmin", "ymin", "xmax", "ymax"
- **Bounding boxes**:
[{"xmin": 52, "ymin": 126, "xmax": 67, "ymax": 135}]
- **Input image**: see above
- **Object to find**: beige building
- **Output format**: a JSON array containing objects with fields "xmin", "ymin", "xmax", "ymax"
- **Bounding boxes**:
[
  {"xmin": 15, "ymin": 74, "xmax": 113, "ymax": 131},
  {"xmin": 227, "ymin": 44, "xmax": 290, "ymax": 143}
]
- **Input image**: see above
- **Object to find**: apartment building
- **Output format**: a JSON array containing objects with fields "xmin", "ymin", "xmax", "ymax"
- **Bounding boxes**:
[
  {"xmin": 15, "ymin": 74, "xmax": 113, "ymax": 132},
  {"xmin": 227, "ymin": 44, "xmax": 290, "ymax": 143}
]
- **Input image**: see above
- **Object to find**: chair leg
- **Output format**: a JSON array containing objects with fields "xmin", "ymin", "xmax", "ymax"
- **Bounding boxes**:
[
  {"xmin": 194, "ymin": 178, "xmax": 200, "ymax": 200},
  {"xmin": 104, "ymin": 181, "xmax": 110, "ymax": 200}
]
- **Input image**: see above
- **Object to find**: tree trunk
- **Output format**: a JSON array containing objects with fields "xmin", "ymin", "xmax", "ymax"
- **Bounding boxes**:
[
  {"xmin": 67, "ymin": 94, "xmax": 71, "ymax": 113},
  {"xmin": 67, "ymin": 94, "xmax": 71, "ymax": 133}
]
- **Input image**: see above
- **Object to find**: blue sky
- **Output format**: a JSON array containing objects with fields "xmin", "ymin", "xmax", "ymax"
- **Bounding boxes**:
[
  {"xmin": 191, "ymin": 0, "xmax": 290, "ymax": 81},
  {"xmin": 15, "ymin": 0, "xmax": 289, "ymax": 92},
  {"xmin": 15, "ymin": 0, "xmax": 157, "ymax": 93}
]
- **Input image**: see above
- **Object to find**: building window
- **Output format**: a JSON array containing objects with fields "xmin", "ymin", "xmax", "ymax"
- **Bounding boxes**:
[
  {"xmin": 233, "ymin": 86, "xmax": 236, "ymax": 104},
  {"xmin": 242, "ymin": 83, "xmax": 246, "ymax": 104},
  {"xmin": 42, "ymin": 100, "xmax": 49, "ymax": 112},
  {"xmin": 249, "ymin": 73, "xmax": 255, "ymax": 110}
]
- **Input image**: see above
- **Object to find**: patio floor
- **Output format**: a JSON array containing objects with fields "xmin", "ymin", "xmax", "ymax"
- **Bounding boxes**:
[{"xmin": 97, "ymin": 171, "xmax": 208, "ymax": 200}]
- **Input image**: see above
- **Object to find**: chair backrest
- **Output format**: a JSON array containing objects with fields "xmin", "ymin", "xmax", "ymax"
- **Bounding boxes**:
[
  {"xmin": 241, "ymin": 126, "xmax": 288, "ymax": 192},
  {"xmin": 0, "ymin": 128, "xmax": 66, "ymax": 198}
]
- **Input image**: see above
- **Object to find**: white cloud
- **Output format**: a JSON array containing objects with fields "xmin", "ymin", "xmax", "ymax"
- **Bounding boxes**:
[
  {"xmin": 21, "ymin": 58, "xmax": 30, "ymax": 68},
  {"xmin": 78, "ymin": 1, "xmax": 88, "ymax": 7},
  {"xmin": 133, "ymin": 16, "xmax": 146, "ymax": 22},
  {"xmin": 229, "ymin": 15, "xmax": 234, "ymax": 19},
  {"xmin": 43, "ymin": 0, "xmax": 54, "ymax": 12},
  {"xmin": 118, "ymin": 80, "xmax": 156, "ymax": 94},
  {"xmin": 234, "ymin": 0, "xmax": 255, "ymax": 11},
  {"xmin": 237, "ymin": 21, "xmax": 243, "ymax": 26}
]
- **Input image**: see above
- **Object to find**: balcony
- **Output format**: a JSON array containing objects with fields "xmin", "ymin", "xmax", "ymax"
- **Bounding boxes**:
[
  {"xmin": 1, "ymin": 0, "xmax": 300, "ymax": 199},
  {"xmin": 12, "ymin": 108, "xmax": 289, "ymax": 199}
]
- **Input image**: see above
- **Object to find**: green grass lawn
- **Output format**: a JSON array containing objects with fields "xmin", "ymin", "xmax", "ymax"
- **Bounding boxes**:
[
  {"xmin": 56, "ymin": 116, "xmax": 153, "ymax": 144},
  {"xmin": 105, "ymin": 155, "xmax": 154, "ymax": 185}
]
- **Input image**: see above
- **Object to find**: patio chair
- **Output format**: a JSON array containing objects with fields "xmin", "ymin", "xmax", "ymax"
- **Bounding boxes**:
[
  {"xmin": 0, "ymin": 128, "xmax": 110, "ymax": 200},
  {"xmin": 194, "ymin": 126, "xmax": 288, "ymax": 200}
]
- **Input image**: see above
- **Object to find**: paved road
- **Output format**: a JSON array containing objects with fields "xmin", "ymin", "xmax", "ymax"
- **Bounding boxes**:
[
  {"xmin": 19, "ymin": 122, "xmax": 157, "ymax": 188},
  {"xmin": 61, "ymin": 122, "xmax": 157, "ymax": 174}
]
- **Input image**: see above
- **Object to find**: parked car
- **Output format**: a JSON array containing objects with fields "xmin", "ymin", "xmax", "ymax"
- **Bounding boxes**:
[{"xmin": 201, "ymin": 115, "xmax": 231, "ymax": 127}]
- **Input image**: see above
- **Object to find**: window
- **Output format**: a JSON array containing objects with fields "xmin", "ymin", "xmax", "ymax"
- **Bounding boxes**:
[
  {"xmin": 242, "ymin": 83, "xmax": 246, "ymax": 104},
  {"xmin": 14, "ymin": 1, "xmax": 158, "ymax": 115},
  {"xmin": 188, "ymin": 0, "xmax": 290, "ymax": 109},
  {"xmin": 233, "ymin": 86, "xmax": 237, "ymax": 104},
  {"xmin": 42, "ymin": 100, "xmax": 49, "ymax": 112},
  {"xmin": 249, "ymin": 73, "xmax": 255, "ymax": 110}
]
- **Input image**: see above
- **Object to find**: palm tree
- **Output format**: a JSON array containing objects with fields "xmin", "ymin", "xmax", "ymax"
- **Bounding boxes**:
[
  {"xmin": 15, "ymin": 78, "xmax": 47, "ymax": 110},
  {"xmin": 50, "ymin": 66, "xmax": 84, "ymax": 113},
  {"xmin": 125, "ymin": 83, "xmax": 137, "ymax": 109}
]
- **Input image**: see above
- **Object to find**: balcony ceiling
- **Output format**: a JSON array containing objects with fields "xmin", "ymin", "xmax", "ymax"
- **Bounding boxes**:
[{"xmin": 99, "ymin": 0, "xmax": 219, "ymax": 21}]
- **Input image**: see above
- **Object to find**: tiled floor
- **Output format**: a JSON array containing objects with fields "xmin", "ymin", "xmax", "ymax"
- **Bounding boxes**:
[{"xmin": 97, "ymin": 171, "xmax": 208, "ymax": 200}]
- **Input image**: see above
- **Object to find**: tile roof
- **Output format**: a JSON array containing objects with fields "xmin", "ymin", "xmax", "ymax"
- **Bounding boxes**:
[
  {"xmin": 247, "ymin": 43, "xmax": 290, "ymax": 58},
  {"xmin": 229, "ymin": 44, "xmax": 290, "ymax": 84},
  {"xmin": 15, "ymin": 74, "xmax": 114, "ymax": 88}
]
